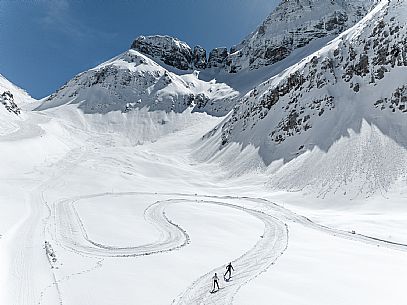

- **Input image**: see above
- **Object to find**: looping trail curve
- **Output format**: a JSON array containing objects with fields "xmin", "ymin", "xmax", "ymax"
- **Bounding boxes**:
[{"xmin": 49, "ymin": 194, "xmax": 289, "ymax": 305}]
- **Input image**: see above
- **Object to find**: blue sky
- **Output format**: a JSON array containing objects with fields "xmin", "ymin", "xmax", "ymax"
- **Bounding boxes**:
[{"xmin": 0, "ymin": 0, "xmax": 279, "ymax": 99}]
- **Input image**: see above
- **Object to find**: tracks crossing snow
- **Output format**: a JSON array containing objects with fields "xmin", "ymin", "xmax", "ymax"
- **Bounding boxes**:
[
  {"xmin": 45, "ymin": 191, "xmax": 407, "ymax": 305},
  {"xmin": 171, "ymin": 200, "xmax": 288, "ymax": 305},
  {"xmin": 49, "ymin": 193, "xmax": 289, "ymax": 305}
]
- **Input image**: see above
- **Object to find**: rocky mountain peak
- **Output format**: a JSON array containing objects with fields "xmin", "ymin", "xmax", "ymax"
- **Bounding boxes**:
[
  {"xmin": 223, "ymin": 0, "xmax": 377, "ymax": 73},
  {"xmin": 131, "ymin": 35, "xmax": 193, "ymax": 70},
  {"xmin": 131, "ymin": 35, "xmax": 209, "ymax": 71}
]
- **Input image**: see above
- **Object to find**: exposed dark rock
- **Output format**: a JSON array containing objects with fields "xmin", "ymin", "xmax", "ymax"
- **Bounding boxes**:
[
  {"xmin": 374, "ymin": 85, "xmax": 407, "ymax": 113},
  {"xmin": 207, "ymin": 48, "xmax": 229, "ymax": 68},
  {"xmin": 324, "ymin": 11, "xmax": 348, "ymax": 31},
  {"xmin": 0, "ymin": 91, "xmax": 21, "ymax": 115},
  {"xmin": 265, "ymin": 46, "xmax": 290, "ymax": 62},
  {"xmin": 193, "ymin": 46, "xmax": 207, "ymax": 69},
  {"xmin": 192, "ymin": 93, "xmax": 210, "ymax": 109},
  {"xmin": 131, "ymin": 35, "xmax": 193, "ymax": 70}
]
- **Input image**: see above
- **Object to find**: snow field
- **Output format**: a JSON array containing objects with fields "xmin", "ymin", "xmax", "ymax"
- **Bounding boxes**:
[{"xmin": 0, "ymin": 109, "xmax": 407, "ymax": 305}]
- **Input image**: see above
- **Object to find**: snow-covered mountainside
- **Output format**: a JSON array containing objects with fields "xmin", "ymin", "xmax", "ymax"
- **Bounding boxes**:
[
  {"xmin": 0, "ymin": 74, "xmax": 34, "ymax": 135},
  {"xmin": 36, "ymin": 49, "xmax": 237, "ymax": 115},
  {"xmin": 200, "ymin": 0, "xmax": 407, "ymax": 197},
  {"xmin": 35, "ymin": 49, "xmax": 237, "ymax": 144},
  {"xmin": 0, "ymin": 74, "xmax": 33, "ymax": 106},
  {"xmin": 224, "ymin": 0, "xmax": 376, "ymax": 73},
  {"xmin": 32, "ymin": 0, "xmax": 406, "ymax": 197}
]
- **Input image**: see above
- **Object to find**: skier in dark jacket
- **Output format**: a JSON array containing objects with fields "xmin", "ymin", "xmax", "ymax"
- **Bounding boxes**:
[
  {"xmin": 212, "ymin": 273, "xmax": 220, "ymax": 292},
  {"xmin": 224, "ymin": 262, "xmax": 234, "ymax": 281}
]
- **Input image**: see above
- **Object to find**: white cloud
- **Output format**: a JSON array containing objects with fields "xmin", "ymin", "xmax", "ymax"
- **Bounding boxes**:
[{"xmin": 40, "ymin": 0, "xmax": 94, "ymax": 40}]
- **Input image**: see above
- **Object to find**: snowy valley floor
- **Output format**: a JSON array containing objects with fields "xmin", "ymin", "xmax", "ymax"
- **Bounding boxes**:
[{"xmin": 0, "ymin": 110, "xmax": 407, "ymax": 305}]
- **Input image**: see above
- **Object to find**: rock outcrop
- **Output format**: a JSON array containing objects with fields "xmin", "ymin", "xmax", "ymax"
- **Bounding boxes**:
[
  {"xmin": 207, "ymin": 48, "xmax": 229, "ymax": 69},
  {"xmin": 193, "ymin": 46, "xmax": 207, "ymax": 70},
  {"xmin": 0, "ymin": 91, "xmax": 20, "ymax": 115},
  {"xmin": 131, "ymin": 36, "xmax": 210, "ymax": 71},
  {"xmin": 131, "ymin": 35, "xmax": 193, "ymax": 70}
]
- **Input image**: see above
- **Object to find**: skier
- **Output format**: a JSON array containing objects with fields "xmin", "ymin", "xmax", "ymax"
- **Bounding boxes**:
[
  {"xmin": 224, "ymin": 262, "xmax": 234, "ymax": 281},
  {"xmin": 212, "ymin": 273, "xmax": 220, "ymax": 292}
]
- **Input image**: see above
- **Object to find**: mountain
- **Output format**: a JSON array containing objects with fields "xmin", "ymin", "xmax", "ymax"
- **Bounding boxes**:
[
  {"xmin": 199, "ymin": 0, "xmax": 407, "ymax": 197},
  {"xmin": 224, "ymin": 0, "xmax": 377, "ymax": 73},
  {"xmin": 34, "ymin": 49, "xmax": 238, "ymax": 144},
  {"xmin": 32, "ymin": 0, "xmax": 406, "ymax": 196},
  {"xmin": 126, "ymin": 0, "xmax": 377, "ymax": 99},
  {"xmin": 36, "ymin": 48, "xmax": 238, "ymax": 116},
  {"xmin": 130, "ymin": 0, "xmax": 376, "ymax": 77},
  {"xmin": 37, "ymin": 0, "xmax": 378, "ymax": 119}
]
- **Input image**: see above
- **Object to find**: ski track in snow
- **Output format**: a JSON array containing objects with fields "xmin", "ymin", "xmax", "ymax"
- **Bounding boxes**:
[
  {"xmin": 49, "ymin": 193, "xmax": 289, "ymax": 305},
  {"xmin": 6, "ymin": 144, "xmax": 89, "ymax": 305},
  {"xmin": 43, "ymin": 191, "xmax": 407, "ymax": 305},
  {"xmin": 170, "ymin": 201, "xmax": 288, "ymax": 305},
  {"xmin": 52, "ymin": 197, "xmax": 191, "ymax": 257}
]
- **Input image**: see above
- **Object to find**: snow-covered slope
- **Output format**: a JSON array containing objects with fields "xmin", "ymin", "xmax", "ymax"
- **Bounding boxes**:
[
  {"xmin": 34, "ymin": 50, "xmax": 237, "ymax": 144},
  {"xmin": 0, "ymin": 74, "xmax": 34, "ymax": 135},
  {"xmin": 0, "ymin": 74, "xmax": 33, "ymax": 106},
  {"xmin": 199, "ymin": 0, "xmax": 407, "ymax": 197},
  {"xmin": 36, "ymin": 49, "xmax": 237, "ymax": 116}
]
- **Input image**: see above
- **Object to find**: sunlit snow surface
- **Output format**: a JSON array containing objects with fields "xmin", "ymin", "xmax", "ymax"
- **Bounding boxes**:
[
  {"xmin": 1, "ymin": 0, "xmax": 407, "ymax": 304},
  {"xmin": 0, "ymin": 103, "xmax": 406, "ymax": 305}
]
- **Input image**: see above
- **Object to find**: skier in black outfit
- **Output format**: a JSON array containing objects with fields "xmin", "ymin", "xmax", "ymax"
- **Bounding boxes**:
[
  {"xmin": 224, "ymin": 262, "xmax": 234, "ymax": 281},
  {"xmin": 212, "ymin": 273, "xmax": 220, "ymax": 292}
]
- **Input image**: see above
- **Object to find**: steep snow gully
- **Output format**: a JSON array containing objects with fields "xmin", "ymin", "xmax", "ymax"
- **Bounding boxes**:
[{"xmin": 41, "ymin": 191, "xmax": 407, "ymax": 305}]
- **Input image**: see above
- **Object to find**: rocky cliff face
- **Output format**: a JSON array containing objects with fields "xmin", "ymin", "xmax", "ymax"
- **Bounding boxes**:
[
  {"xmin": 131, "ymin": 35, "xmax": 209, "ymax": 71},
  {"xmin": 223, "ymin": 0, "xmax": 376, "ymax": 73},
  {"xmin": 131, "ymin": 35, "xmax": 193, "ymax": 70},
  {"xmin": 207, "ymin": 48, "xmax": 229, "ymax": 69},
  {"xmin": 193, "ymin": 46, "xmax": 207, "ymax": 70}
]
